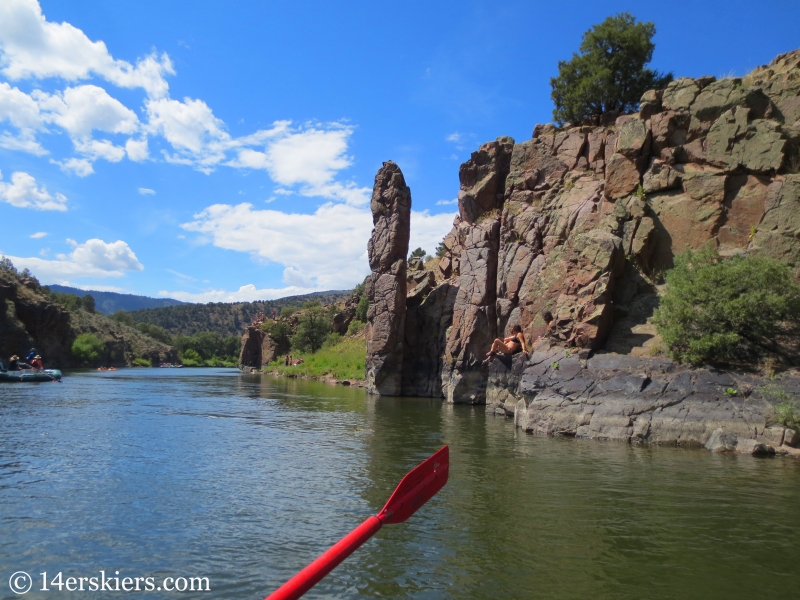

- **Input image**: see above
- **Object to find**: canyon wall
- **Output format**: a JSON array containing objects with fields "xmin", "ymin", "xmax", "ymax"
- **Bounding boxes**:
[{"xmin": 362, "ymin": 49, "xmax": 800, "ymax": 407}]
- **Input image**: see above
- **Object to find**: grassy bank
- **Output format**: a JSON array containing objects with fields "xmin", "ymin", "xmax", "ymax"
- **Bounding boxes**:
[{"xmin": 267, "ymin": 336, "xmax": 365, "ymax": 381}]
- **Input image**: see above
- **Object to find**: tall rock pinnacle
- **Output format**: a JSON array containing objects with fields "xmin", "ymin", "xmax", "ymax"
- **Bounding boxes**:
[{"xmin": 365, "ymin": 161, "xmax": 411, "ymax": 395}]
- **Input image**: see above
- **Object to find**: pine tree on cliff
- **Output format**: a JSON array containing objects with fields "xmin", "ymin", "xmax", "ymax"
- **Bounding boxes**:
[{"xmin": 550, "ymin": 12, "xmax": 673, "ymax": 125}]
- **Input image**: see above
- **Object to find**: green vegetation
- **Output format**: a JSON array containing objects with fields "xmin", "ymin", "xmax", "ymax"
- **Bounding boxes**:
[
  {"xmin": 652, "ymin": 247, "xmax": 800, "ymax": 365},
  {"xmin": 550, "ymin": 12, "xmax": 672, "ymax": 125},
  {"xmin": 43, "ymin": 288, "xmax": 97, "ymax": 313},
  {"xmin": 132, "ymin": 358, "xmax": 152, "ymax": 367},
  {"xmin": 410, "ymin": 247, "xmax": 427, "ymax": 260},
  {"xmin": 270, "ymin": 337, "xmax": 365, "ymax": 380},
  {"xmin": 291, "ymin": 301, "xmax": 332, "ymax": 353},
  {"xmin": 775, "ymin": 401, "xmax": 800, "ymax": 429},
  {"xmin": 128, "ymin": 291, "xmax": 350, "ymax": 337},
  {"xmin": 71, "ymin": 333, "xmax": 105, "ymax": 365},
  {"xmin": 435, "ymin": 241, "xmax": 448, "ymax": 258}
]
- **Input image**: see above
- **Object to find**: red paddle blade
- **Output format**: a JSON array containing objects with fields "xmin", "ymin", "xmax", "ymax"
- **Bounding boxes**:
[{"xmin": 377, "ymin": 445, "xmax": 449, "ymax": 525}]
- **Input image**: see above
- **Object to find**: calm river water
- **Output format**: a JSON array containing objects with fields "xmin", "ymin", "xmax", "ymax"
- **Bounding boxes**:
[{"xmin": 1, "ymin": 369, "xmax": 799, "ymax": 599}]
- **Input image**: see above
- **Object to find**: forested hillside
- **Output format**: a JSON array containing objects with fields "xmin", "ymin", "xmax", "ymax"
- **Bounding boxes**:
[
  {"xmin": 130, "ymin": 290, "xmax": 350, "ymax": 336},
  {"xmin": 48, "ymin": 284, "xmax": 185, "ymax": 314}
]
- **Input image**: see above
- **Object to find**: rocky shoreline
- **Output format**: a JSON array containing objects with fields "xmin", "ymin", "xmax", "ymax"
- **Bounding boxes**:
[{"xmin": 486, "ymin": 344, "xmax": 800, "ymax": 457}]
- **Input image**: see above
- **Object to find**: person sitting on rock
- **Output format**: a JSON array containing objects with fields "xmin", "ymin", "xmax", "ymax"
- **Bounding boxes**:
[{"xmin": 484, "ymin": 324, "xmax": 528, "ymax": 364}]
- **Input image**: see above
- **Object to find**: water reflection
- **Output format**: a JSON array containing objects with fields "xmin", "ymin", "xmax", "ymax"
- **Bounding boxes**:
[{"xmin": 1, "ymin": 369, "xmax": 798, "ymax": 599}]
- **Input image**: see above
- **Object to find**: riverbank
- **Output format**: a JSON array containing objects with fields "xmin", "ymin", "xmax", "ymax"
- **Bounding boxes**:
[
  {"xmin": 487, "ymin": 342, "xmax": 800, "ymax": 458},
  {"xmin": 253, "ymin": 337, "xmax": 366, "ymax": 386}
]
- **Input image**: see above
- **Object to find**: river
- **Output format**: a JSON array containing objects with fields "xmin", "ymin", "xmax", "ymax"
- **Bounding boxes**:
[{"xmin": 1, "ymin": 368, "xmax": 798, "ymax": 599}]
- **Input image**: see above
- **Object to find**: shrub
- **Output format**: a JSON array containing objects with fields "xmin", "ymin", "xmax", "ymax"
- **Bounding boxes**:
[
  {"xmin": 132, "ymin": 357, "xmax": 152, "ymax": 367},
  {"xmin": 181, "ymin": 348, "xmax": 202, "ymax": 367},
  {"xmin": 356, "ymin": 294, "xmax": 369, "ymax": 323},
  {"xmin": 775, "ymin": 401, "xmax": 800, "ymax": 429},
  {"xmin": 347, "ymin": 319, "xmax": 365, "ymax": 336},
  {"xmin": 409, "ymin": 247, "xmax": 427, "ymax": 260},
  {"xmin": 652, "ymin": 247, "xmax": 800, "ymax": 365},
  {"xmin": 71, "ymin": 333, "xmax": 105, "ymax": 365},
  {"xmin": 550, "ymin": 12, "xmax": 673, "ymax": 125}
]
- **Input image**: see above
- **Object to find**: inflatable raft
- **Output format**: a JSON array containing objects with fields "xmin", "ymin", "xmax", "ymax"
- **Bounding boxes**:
[{"xmin": 0, "ymin": 369, "xmax": 62, "ymax": 382}]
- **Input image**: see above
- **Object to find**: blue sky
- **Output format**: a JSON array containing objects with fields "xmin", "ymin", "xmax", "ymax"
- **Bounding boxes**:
[{"xmin": 1, "ymin": 0, "xmax": 798, "ymax": 302}]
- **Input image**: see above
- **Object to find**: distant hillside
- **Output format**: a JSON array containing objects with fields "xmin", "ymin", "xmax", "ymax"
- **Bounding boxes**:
[
  {"xmin": 130, "ymin": 290, "xmax": 351, "ymax": 337},
  {"xmin": 47, "ymin": 285, "xmax": 185, "ymax": 315}
]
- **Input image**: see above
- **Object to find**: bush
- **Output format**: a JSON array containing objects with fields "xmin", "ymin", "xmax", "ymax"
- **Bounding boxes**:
[
  {"xmin": 72, "ymin": 333, "xmax": 105, "ymax": 365},
  {"xmin": 347, "ymin": 319, "xmax": 365, "ymax": 336},
  {"xmin": 775, "ymin": 401, "xmax": 800, "ymax": 429},
  {"xmin": 356, "ymin": 294, "xmax": 369, "ymax": 323},
  {"xmin": 132, "ymin": 357, "xmax": 152, "ymax": 367},
  {"xmin": 260, "ymin": 321, "xmax": 292, "ymax": 351},
  {"xmin": 652, "ymin": 247, "xmax": 800, "ymax": 365},
  {"xmin": 181, "ymin": 348, "xmax": 202, "ymax": 367},
  {"xmin": 550, "ymin": 12, "xmax": 673, "ymax": 125}
]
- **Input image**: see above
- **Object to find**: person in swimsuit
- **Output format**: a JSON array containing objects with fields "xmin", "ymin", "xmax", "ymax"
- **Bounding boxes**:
[{"xmin": 484, "ymin": 324, "xmax": 528, "ymax": 363}]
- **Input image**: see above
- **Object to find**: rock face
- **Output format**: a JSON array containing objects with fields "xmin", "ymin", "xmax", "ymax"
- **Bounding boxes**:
[
  {"xmin": 1, "ymin": 268, "xmax": 176, "ymax": 367},
  {"xmin": 403, "ymin": 49, "xmax": 800, "ymax": 405},
  {"xmin": 238, "ymin": 326, "xmax": 276, "ymax": 368},
  {"xmin": 486, "ymin": 344, "xmax": 800, "ymax": 454},
  {"xmin": 365, "ymin": 161, "xmax": 411, "ymax": 395}
]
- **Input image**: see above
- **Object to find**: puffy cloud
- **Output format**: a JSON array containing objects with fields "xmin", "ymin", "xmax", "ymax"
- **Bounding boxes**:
[
  {"xmin": 0, "ymin": 82, "xmax": 46, "ymax": 154},
  {"xmin": 0, "ymin": 0, "xmax": 173, "ymax": 98},
  {"xmin": 181, "ymin": 202, "xmax": 457, "ymax": 291},
  {"xmin": 52, "ymin": 157, "xmax": 94, "ymax": 176},
  {"xmin": 30, "ymin": 231, "xmax": 47, "ymax": 238},
  {"xmin": 125, "ymin": 137, "xmax": 148, "ymax": 161},
  {"xmin": 35, "ymin": 85, "xmax": 139, "ymax": 138},
  {"xmin": 0, "ymin": 169, "xmax": 67, "ymax": 210},
  {"xmin": 159, "ymin": 284, "xmax": 317, "ymax": 304},
  {"xmin": 228, "ymin": 125, "xmax": 369, "ymax": 204},
  {"xmin": 7, "ymin": 237, "xmax": 143, "ymax": 282}
]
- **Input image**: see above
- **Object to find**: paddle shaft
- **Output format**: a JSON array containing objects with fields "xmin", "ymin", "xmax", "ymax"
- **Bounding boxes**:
[{"xmin": 266, "ymin": 516, "xmax": 382, "ymax": 600}]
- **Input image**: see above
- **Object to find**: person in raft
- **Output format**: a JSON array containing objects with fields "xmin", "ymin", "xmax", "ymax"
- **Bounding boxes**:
[
  {"xmin": 484, "ymin": 324, "xmax": 528, "ymax": 364},
  {"xmin": 30, "ymin": 355, "xmax": 44, "ymax": 370}
]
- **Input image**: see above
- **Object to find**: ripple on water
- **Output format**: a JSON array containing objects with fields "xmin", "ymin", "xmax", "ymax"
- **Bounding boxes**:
[{"xmin": 1, "ymin": 369, "xmax": 798, "ymax": 599}]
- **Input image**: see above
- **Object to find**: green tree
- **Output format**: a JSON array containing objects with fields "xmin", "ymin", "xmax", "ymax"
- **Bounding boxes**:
[
  {"xmin": 71, "ymin": 333, "xmax": 105, "ymax": 365},
  {"xmin": 550, "ymin": 13, "xmax": 673, "ymax": 125},
  {"xmin": 291, "ymin": 304, "xmax": 332, "ymax": 353},
  {"xmin": 80, "ymin": 294, "xmax": 96, "ymax": 313},
  {"xmin": 652, "ymin": 247, "xmax": 800, "ymax": 365},
  {"xmin": 261, "ymin": 321, "xmax": 292, "ymax": 352},
  {"xmin": 409, "ymin": 247, "xmax": 427, "ymax": 260},
  {"xmin": 222, "ymin": 335, "xmax": 241, "ymax": 358},
  {"xmin": 435, "ymin": 242, "xmax": 448, "ymax": 258}
]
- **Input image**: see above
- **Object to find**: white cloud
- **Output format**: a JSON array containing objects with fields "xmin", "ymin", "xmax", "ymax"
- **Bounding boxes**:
[
  {"xmin": 38, "ymin": 247, "xmax": 49, "ymax": 256},
  {"xmin": 35, "ymin": 84, "xmax": 138, "ymax": 138},
  {"xmin": 72, "ymin": 137, "xmax": 126, "ymax": 162},
  {"xmin": 182, "ymin": 202, "xmax": 458, "ymax": 291},
  {"xmin": 0, "ymin": 82, "xmax": 46, "ymax": 154},
  {"xmin": 0, "ymin": 0, "xmax": 174, "ymax": 98},
  {"xmin": 7, "ymin": 237, "xmax": 143, "ymax": 282},
  {"xmin": 126, "ymin": 137, "xmax": 148, "ymax": 161},
  {"xmin": 0, "ymin": 169, "xmax": 67, "ymax": 210},
  {"xmin": 436, "ymin": 198, "xmax": 457, "ymax": 205},
  {"xmin": 166, "ymin": 268, "xmax": 195, "ymax": 280},
  {"xmin": 30, "ymin": 231, "xmax": 47, "ymax": 238},
  {"xmin": 409, "ymin": 210, "xmax": 457, "ymax": 257},
  {"xmin": 138, "ymin": 187, "xmax": 155, "ymax": 195},
  {"xmin": 53, "ymin": 157, "xmax": 93, "ymax": 176},
  {"xmin": 446, "ymin": 132, "xmax": 463, "ymax": 143},
  {"xmin": 159, "ymin": 284, "xmax": 317, "ymax": 304}
]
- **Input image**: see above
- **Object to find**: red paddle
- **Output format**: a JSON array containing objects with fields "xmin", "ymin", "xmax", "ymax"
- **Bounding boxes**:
[{"xmin": 265, "ymin": 446, "xmax": 450, "ymax": 600}]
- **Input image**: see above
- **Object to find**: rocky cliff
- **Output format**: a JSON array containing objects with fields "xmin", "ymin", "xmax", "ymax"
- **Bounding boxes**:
[
  {"xmin": 1, "ymin": 267, "xmax": 176, "ymax": 367},
  {"xmin": 368, "ymin": 49, "xmax": 800, "ymax": 421},
  {"xmin": 365, "ymin": 161, "xmax": 411, "ymax": 395}
]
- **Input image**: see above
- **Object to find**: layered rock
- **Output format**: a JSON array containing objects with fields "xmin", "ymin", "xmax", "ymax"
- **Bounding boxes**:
[
  {"xmin": 485, "ymin": 346, "xmax": 800, "ymax": 456},
  {"xmin": 365, "ymin": 161, "xmax": 411, "ymax": 395},
  {"xmin": 238, "ymin": 326, "xmax": 276, "ymax": 368},
  {"xmin": 440, "ymin": 137, "xmax": 514, "ymax": 403}
]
